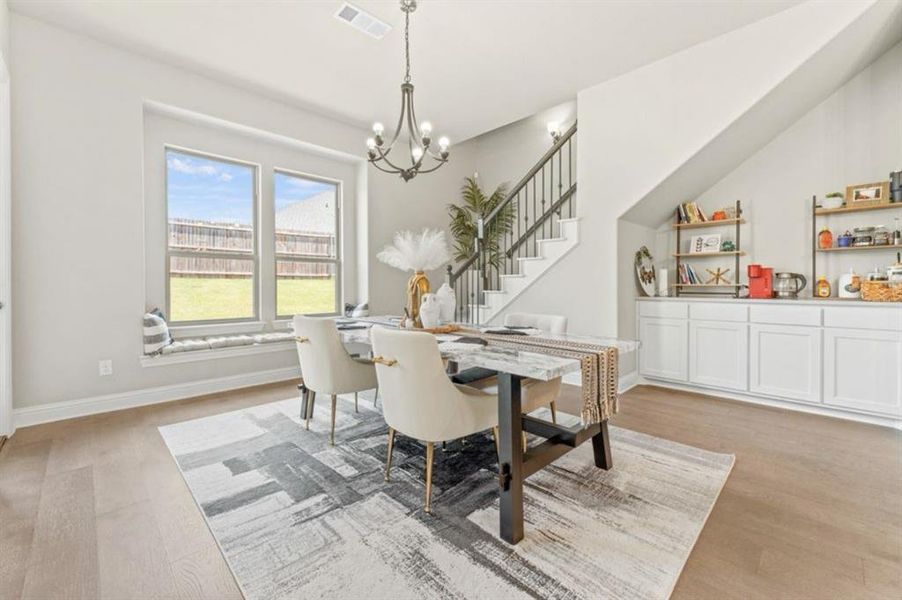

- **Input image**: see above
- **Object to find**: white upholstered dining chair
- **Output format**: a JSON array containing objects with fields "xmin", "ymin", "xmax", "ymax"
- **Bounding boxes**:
[
  {"xmin": 293, "ymin": 315, "xmax": 378, "ymax": 445},
  {"xmin": 370, "ymin": 326, "xmax": 499, "ymax": 514}
]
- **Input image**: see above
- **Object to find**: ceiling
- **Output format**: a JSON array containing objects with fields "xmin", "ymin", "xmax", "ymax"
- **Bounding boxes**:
[{"xmin": 10, "ymin": 0, "xmax": 801, "ymax": 142}]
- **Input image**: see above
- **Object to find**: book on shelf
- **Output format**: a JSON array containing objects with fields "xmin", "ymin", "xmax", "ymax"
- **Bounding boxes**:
[
  {"xmin": 677, "ymin": 263, "xmax": 702, "ymax": 284},
  {"xmin": 676, "ymin": 201, "xmax": 708, "ymax": 224}
]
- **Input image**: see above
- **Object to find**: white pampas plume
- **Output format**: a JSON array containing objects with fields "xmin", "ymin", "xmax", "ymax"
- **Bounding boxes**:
[{"xmin": 377, "ymin": 229, "xmax": 451, "ymax": 272}]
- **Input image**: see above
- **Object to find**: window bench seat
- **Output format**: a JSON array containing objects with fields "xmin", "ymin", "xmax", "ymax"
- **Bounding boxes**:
[{"xmin": 141, "ymin": 332, "xmax": 296, "ymax": 367}]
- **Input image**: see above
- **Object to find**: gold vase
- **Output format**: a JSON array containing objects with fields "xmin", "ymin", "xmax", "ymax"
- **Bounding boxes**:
[{"xmin": 406, "ymin": 271, "xmax": 430, "ymax": 327}]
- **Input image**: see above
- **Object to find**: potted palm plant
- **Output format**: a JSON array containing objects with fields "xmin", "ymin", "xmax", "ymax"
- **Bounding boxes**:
[{"xmin": 447, "ymin": 176, "xmax": 515, "ymax": 276}]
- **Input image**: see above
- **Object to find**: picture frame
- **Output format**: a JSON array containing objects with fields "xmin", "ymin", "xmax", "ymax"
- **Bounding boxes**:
[
  {"xmin": 846, "ymin": 181, "xmax": 890, "ymax": 207},
  {"xmin": 689, "ymin": 233, "xmax": 721, "ymax": 254}
]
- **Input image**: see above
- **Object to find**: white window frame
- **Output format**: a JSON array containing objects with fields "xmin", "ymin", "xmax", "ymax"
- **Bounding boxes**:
[
  {"xmin": 273, "ymin": 167, "xmax": 343, "ymax": 319},
  {"xmin": 164, "ymin": 145, "xmax": 261, "ymax": 326}
]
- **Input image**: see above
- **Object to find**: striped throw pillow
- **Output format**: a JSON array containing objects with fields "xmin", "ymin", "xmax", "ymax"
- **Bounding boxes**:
[{"xmin": 143, "ymin": 309, "xmax": 173, "ymax": 355}]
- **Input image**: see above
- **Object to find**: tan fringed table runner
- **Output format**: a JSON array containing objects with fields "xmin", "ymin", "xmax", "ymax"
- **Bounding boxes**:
[{"xmin": 470, "ymin": 332, "xmax": 619, "ymax": 425}]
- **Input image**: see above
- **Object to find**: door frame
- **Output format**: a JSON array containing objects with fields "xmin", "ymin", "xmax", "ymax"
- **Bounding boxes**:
[{"xmin": 0, "ymin": 53, "xmax": 12, "ymax": 438}]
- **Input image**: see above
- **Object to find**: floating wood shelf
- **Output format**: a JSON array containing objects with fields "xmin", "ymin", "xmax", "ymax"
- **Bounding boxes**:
[
  {"xmin": 815, "ymin": 203, "xmax": 902, "ymax": 215},
  {"xmin": 673, "ymin": 251, "xmax": 746, "ymax": 258},
  {"xmin": 818, "ymin": 245, "xmax": 902, "ymax": 253},
  {"xmin": 673, "ymin": 283, "xmax": 743, "ymax": 288},
  {"xmin": 672, "ymin": 218, "xmax": 745, "ymax": 230}
]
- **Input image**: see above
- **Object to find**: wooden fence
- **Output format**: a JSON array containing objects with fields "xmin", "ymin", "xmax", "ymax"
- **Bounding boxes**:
[{"xmin": 169, "ymin": 220, "xmax": 335, "ymax": 279}]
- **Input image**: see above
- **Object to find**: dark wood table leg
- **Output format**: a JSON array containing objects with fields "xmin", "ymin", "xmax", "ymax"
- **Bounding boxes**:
[
  {"xmin": 497, "ymin": 373, "xmax": 524, "ymax": 544},
  {"xmin": 592, "ymin": 419, "xmax": 613, "ymax": 470},
  {"xmin": 299, "ymin": 384, "xmax": 309, "ymax": 419}
]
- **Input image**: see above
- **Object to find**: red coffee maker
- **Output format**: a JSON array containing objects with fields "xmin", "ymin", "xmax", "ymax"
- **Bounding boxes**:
[{"xmin": 748, "ymin": 264, "xmax": 773, "ymax": 299}]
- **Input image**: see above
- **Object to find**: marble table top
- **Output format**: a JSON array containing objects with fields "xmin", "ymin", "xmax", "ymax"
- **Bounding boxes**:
[{"xmin": 335, "ymin": 317, "xmax": 638, "ymax": 382}]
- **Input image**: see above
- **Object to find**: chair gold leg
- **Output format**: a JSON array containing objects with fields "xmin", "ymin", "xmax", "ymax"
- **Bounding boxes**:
[
  {"xmin": 354, "ymin": 392, "xmax": 359, "ymax": 413},
  {"xmin": 374, "ymin": 386, "xmax": 379, "ymax": 407},
  {"xmin": 384, "ymin": 428, "xmax": 396, "ymax": 481},
  {"xmin": 425, "ymin": 442, "xmax": 435, "ymax": 514},
  {"xmin": 330, "ymin": 394, "xmax": 337, "ymax": 446},
  {"xmin": 549, "ymin": 401, "xmax": 558, "ymax": 424},
  {"xmin": 491, "ymin": 426, "xmax": 500, "ymax": 460}
]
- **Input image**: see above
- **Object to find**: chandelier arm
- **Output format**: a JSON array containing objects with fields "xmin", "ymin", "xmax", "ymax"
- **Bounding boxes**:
[
  {"xmin": 369, "ymin": 160, "xmax": 402, "ymax": 175},
  {"xmin": 373, "ymin": 145, "xmax": 408, "ymax": 173},
  {"xmin": 405, "ymin": 88, "xmax": 420, "ymax": 149},
  {"xmin": 383, "ymin": 87, "xmax": 407, "ymax": 151},
  {"xmin": 414, "ymin": 158, "xmax": 450, "ymax": 174}
]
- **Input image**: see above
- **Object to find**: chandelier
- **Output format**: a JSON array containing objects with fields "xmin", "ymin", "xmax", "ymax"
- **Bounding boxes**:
[{"xmin": 366, "ymin": 0, "xmax": 449, "ymax": 182}]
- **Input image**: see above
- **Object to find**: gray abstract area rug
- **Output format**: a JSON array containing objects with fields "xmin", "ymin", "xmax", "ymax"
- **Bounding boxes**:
[{"xmin": 158, "ymin": 393, "xmax": 734, "ymax": 600}]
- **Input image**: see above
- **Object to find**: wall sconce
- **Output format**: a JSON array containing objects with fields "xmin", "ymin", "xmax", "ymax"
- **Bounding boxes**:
[{"xmin": 547, "ymin": 121, "xmax": 562, "ymax": 143}]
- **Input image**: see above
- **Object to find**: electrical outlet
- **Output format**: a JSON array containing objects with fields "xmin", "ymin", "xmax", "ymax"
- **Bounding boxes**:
[{"xmin": 98, "ymin": 359, "xmax": 113, "ymax": 377}]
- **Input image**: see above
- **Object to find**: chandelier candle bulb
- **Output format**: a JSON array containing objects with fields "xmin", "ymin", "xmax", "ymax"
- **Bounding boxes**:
[
  {"xmin": 372, "ymin": 122, "xmax": 384, "ymax": 135},
  {"xmin": 366, "ymin": 138, "xmax": 376, "ymax": 150},
  {"xmin": 420, "ymin": 121, "xmax": 432, "ymax": 136},
  {"xmin": 411, "ymin": 147, "xmax": 423, "ymax": 162}
]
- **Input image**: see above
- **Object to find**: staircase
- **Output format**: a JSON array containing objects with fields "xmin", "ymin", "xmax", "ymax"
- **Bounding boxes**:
[{"xmin": 446, "ymin": 123, "xmax": 578, "ymax": 324}]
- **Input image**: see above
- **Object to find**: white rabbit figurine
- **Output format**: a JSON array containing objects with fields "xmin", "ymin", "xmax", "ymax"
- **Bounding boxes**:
[
  {"xmin": 435, "ymin": 283, "xmax": 456, "ymax": 323},
  {"xmin": 418, "ymin": 293, "xmax": 442, "ymax": 329}
]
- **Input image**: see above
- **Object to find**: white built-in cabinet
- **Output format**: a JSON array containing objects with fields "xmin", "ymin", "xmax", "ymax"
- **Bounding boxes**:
[
  {"xmin": 823, "ymin": 328, "xmax": 902, "ymax": 415},
  {"xmin": 638, "ymin": 317, "xmax": 687, "ymax": 381},
  {"xmin": 749, "ymin": 324, "xmax": 821, "ymax": 403},
  {"xmin": 638, "ymin": 299, "xmax": 902, "ymax": 422},
  {"xmin": 690, "ymin": 320, "xmax": 748, "ymax": 391}
]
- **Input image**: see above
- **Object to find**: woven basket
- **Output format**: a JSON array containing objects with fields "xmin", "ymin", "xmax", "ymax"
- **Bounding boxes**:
[{"xmin": 861, "ymin": 280, "xmax": 902, "ymax": 302}]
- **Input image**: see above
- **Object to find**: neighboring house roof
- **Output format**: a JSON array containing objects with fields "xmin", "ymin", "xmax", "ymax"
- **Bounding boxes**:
[{"xmin": 274, "ymin": 191, "xmax": 335, "ymax": 235}]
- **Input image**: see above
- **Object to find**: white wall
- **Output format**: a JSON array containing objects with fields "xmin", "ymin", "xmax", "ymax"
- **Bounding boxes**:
[
  {"xmin": 498, "ymin": 1, "xmax": 890, "ymax": 365},
  {"xmin": 466, "ymin": 101, "xmax": 576, "ymax": 196},
  {"xmin": 657, "ymin": 40, "xmax": 902, "ymax": 293},
  {"xmin": 9, "ymin": 14, "xmax": 463, "ymax": 411},
  {"xmin": 0, "ymin": 0, "xmax": 8, "ymax": 62}
]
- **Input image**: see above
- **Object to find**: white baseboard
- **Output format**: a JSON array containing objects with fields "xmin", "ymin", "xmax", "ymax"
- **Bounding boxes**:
[
  {"xmin": 636, "ymin": 377, "xmax": 902, "ymax": 430},
  {"xmin": 563, "ymin": 369, "xmax": 639, "ymax": 395},
  {"xmin": 12, "ymin": 366, "xmax": 299, "ymax": 429}
]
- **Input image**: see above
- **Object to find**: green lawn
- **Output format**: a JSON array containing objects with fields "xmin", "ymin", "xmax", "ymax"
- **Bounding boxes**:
[{"xmin": 169, "ymin": 277, "xmax": 336, "ymax": 322}]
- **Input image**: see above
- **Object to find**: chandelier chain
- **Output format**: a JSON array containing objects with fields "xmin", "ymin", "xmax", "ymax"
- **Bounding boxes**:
[{"xmin": 404, "ymin": 9, "xmax": 411, "ymax": 83}]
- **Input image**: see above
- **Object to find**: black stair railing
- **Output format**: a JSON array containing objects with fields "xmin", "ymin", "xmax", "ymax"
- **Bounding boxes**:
[{"xmin": 446, "ymin": 122, "xmax": 577, "ymax": 324}]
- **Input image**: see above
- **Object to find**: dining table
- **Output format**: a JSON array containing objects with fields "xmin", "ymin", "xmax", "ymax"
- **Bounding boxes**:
[{"xmin": 301, "ymin": 316, "xmax": 639, "ymax": 545}]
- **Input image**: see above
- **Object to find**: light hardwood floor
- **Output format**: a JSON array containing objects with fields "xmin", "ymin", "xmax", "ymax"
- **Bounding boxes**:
[{"xmin": 1, "ymin": 382, "xmax": 900, "ymax": 599}]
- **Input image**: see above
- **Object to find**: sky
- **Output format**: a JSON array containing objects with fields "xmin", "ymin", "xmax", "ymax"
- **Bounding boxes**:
[{"xmin": 166, "ymin": 149, "xmax": 334, "ymax": 224}]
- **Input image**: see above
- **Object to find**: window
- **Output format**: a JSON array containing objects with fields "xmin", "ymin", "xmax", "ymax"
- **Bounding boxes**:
[
  {"xmin": 166, "ymin": 148, "xmax": 258, "ymax": 323},
  {"xmin": 274, "ymin": 170, "xmax": 340, "ymax": 317}
]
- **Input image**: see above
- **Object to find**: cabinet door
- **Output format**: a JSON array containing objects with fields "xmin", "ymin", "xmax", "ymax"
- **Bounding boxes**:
[
  {"xmin": 824, "ymin": 328, "xmax": 902, "ymax": 416},
  {"xmin": 639, "ymin": 317, "xmax": 688, "ymax": 381},
  {"xmin": 749, "ymin": 324, "xmax": 821, "ymax": 403},
  {"xmin": 689, "ymin": 320, "xmax": 748, "ymax": 391}
]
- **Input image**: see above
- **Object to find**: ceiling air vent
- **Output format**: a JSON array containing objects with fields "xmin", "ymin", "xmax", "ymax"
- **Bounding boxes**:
[{"xmin": 334, "ymin": 3, "xmax": 391, "ymax": 40}]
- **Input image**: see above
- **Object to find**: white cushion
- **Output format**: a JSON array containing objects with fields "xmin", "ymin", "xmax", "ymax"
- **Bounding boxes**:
[
  {"xmin": 207, "ymin": 335, "xmax": 255, "ymax": 349},
  {"xmin": 253, "ymin": 332, "xmax": 295, "ymax": 344},
  {"xmin": 161, "ymin": 339, "xmax": 212, "ymax": 354}
]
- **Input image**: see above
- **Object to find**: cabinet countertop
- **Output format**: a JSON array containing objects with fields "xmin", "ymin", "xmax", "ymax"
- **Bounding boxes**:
[{"xmin": 636, "ymin": 296, "xmax": 901, "ymax": 309}]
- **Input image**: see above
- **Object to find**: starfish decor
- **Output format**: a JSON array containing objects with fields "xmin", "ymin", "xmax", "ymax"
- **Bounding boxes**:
[{"xmin": 705, "ymin": 267, "xmax": 731, "ymax": 285}]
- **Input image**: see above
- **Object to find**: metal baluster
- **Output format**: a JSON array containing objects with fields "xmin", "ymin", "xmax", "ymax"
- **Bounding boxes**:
[
  {"xmin": 568, "ymin": 138, "xmax": 573, "ymax": 218},
  {"xmin": 541, "ymin": 164, "xmax": 546, "ymax": 243}
]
